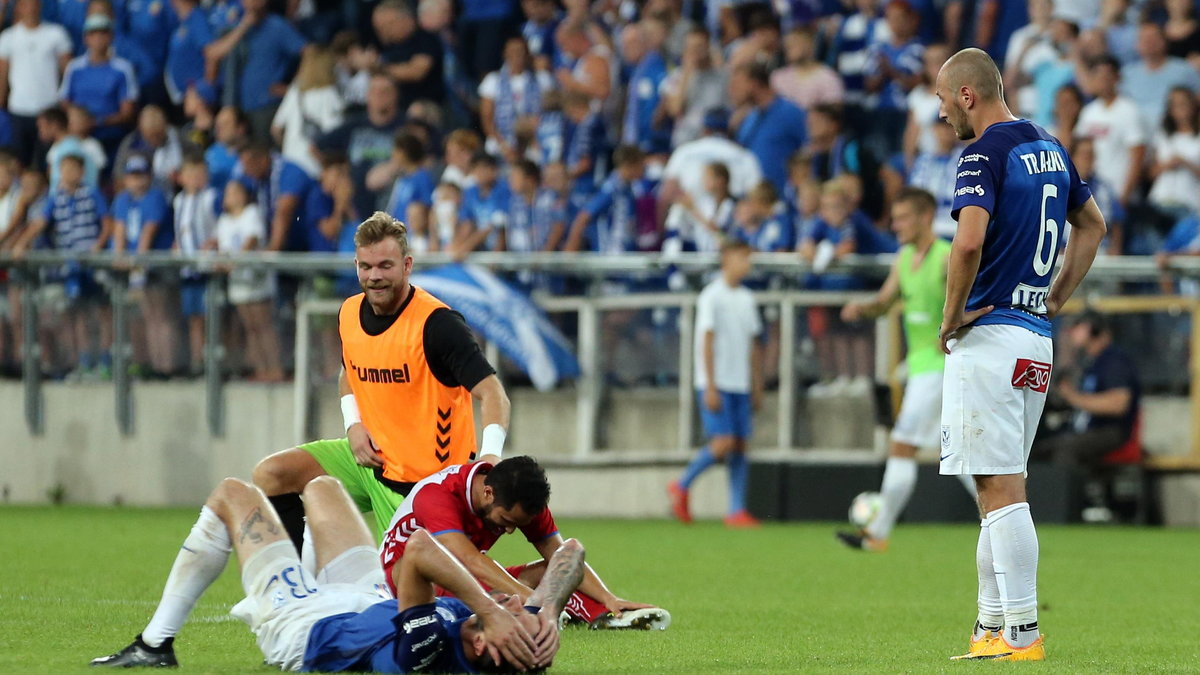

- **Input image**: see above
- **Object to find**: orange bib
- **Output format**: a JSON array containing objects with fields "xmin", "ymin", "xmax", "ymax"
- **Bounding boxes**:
[{"xmin": 339, "ymin": 287, "xmax": 476, "ymax": 482}]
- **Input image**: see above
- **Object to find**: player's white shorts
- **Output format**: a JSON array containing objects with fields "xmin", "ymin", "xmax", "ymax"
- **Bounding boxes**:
[
  {"xmin": 939, "ymin": 324, "xmax": 1053, "ymax": 476},
  {"xmin": 891, "ymin": 371, "xmax": 944, "ymax": 448},
  {"xmin": 232, "ymin": 541, "xmax": 390, "ymax": 672}
]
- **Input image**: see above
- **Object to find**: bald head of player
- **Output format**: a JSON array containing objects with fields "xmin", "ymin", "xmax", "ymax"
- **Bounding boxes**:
[{"xmin": 935, "ymin": 48, "xmax": 1015, "ymax": 141}]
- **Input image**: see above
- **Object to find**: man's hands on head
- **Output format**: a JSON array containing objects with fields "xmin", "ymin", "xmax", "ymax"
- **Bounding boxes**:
[
  {"xmin": 531, "ymin": 610, "xmax": 560, "ymax": 667},
  {"xmin": 346, "ymin": 423, "xmax": 384, "ymax": 469},
  {"xmin": 478, "ymin": 605, "xmax": 538, "ymax": 672}
]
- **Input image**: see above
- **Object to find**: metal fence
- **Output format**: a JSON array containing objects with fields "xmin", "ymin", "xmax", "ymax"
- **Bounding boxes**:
[{"xmin": 3, "ymin": 251, "xmax": 1200, "ymax": 468}]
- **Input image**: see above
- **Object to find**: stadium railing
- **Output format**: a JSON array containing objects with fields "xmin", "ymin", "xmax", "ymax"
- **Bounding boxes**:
[{"xmin": 3, "ymin": 251, "xmax": 1199, "ymax": 471}]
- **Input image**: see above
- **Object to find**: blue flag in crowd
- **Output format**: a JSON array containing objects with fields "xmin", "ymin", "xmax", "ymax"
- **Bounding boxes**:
[{"xmin": 410, "ymin": 264, "xmax": 581, "ymax": 391}]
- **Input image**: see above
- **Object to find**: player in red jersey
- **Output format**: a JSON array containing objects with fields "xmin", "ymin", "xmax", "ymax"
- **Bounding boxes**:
[{"xmin": 381, "ymin": 456, "xmax": 672, "ymax": 631}]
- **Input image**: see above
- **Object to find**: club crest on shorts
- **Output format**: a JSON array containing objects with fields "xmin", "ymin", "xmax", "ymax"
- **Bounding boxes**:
[
  {"xmin": 940, "ymin": 425, "xmax": 952, "ymax": 450},
  {"xmin": 1011, "ymin": 359, "xmax": 1052, "ymax": 393}
]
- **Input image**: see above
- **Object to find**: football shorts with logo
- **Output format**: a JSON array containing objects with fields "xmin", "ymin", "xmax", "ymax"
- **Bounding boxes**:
[{"xmin": 939, "ymin": 324, "xmax": 1053, "ymax": 475}]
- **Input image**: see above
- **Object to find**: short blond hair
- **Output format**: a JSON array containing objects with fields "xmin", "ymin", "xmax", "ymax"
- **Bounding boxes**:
[{"xmin": 354, "ymin": 211, "xmax": 410, "ymax": 255}]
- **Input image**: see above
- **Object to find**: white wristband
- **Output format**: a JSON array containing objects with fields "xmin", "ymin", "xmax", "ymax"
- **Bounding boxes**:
[
  {"xmin": 480, "ymin": 424, "xmax": 507, "ymax": 459},
  {"xmin": 340, "ymin": 394, "xmax": 361, "ymax": 432}
]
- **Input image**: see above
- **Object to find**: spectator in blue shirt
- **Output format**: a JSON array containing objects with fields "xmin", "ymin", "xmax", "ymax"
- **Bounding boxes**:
[
  {"xmin": 204, "ymin": 0, "xmax": 307, "ymax": 141},
  {"xmin": 456, "ymin": 0, "xmax": 518, "ymax": 81},
  {"xmin": 59, "ymin": 14, "xmax": 139, "ymax": 160},
  {"xmin": 863, "ymin": 1, "xmax": 924, "ymax": 160},
  {"xmin": 22, "ymin": 153, "xmax": 114, "ymax": 377},
  {"xmin": 206, "ymin": 0, "xmax": 243, "ymax": 37},
  {"xmin": 39, "ymin": 106, "xmax": 105, "ymax": 188},
  {"xmin": 828, "ymin": 0, "xmax": 885, "ymax": 111},
  {"xmin": 119, "ymin": 0, "xmax": 179, "ymax": 106},
  {"xmin": 56, "ymin": 0, "xmax": 89, "ymax": 54},
  {"xmin": 231, "ymin": 140, "xmax": 313, "ymax": 252},
  {"xmin": 375, "ymin": 132, "xmax": 434, "ymax": 249},
  {"xmin": 730, "ymin": 61, "xmax": 807, "ymax": 191},
  {"xmin": 450, "ymin": 152, "xmax": 511, "ymax": 256},
  {"xmin": 303, "ymin": 153, "xmax": 356, "ymax": 255},
  {"xmin": 1121, "ymin": 22, "xmax": 1200, "ymax": 130},
  {"xmin": 505, "ymin": 158, "xmax": 565, "ymax": 254},
  {"xmin": 206, "ymin": 105, "xmax": 250, "ymax": 190},
  {"xmin": 172, "ymin": 155, "xmax": 219, "ymax": 375},
  {"xmin": 480, "ymin": 36, "xmax": 550, "ymax": 163},
  {"xmin": 618, "ymin": 18, "xmax": 672, "ymax": 155},
  {"xmin": 804, "ymin": 103, "xmax": 883, "ymax": 219},
  {"xmin": 165, "ymin": 0, "xmax": 214, "ymax": 105},
  {"xmin": 730, "ymin": 181, "xmax": 795, "ymax": 255},
  {"xmin": 113, "ymin": 154, "xmax": 178, "ymax": 376},
  {"xmin": 520, "ymin": 0, "xmax": 561, "ymax": 71},
  {"xmin": 553, "ymin": 90, "xmax": 608, "ymax": 212},
  {"xmin": 567, "ymin": 144, "xmax": 652, "ymax": 255}
]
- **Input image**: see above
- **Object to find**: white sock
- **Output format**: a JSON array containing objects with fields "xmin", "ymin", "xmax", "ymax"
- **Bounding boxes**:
[
  {"xmin": 974, "ymin": 517, "xmax": 1003, "ymax": 640},
  {"xmin": 142, "ymin": 506, "xmax": 232, "ymax": 647},
  {"xmin": 301, "ymin": 521, "xmax": 316, "ymax": 577},
  {"xmin": 987, "ymin": 502, "xmax": 1040, "ymax": 648},
  {"xmin": 956, "ymin": 473, "xmax": 978, "ymax": 500},
  {"xmin": 865, "ymin": 457, "xmax": 916, "ymax": 540}
]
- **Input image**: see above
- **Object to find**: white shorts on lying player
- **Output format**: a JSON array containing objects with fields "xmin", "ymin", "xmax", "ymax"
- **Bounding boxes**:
[
  {"xmin": 232, "ymin": 540, "xmax": 390, "ymax": 671},
  {"xmin": 939, "ymin": 324, "xmax": 1053, "ymax": 476},
  {"xmin": 892, "ymin": 371, "xmax": 944, "ymax": 448}
]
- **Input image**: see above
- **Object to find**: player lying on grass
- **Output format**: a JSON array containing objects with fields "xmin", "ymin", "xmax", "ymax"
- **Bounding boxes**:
[
  {"xmin": 92, "ymin": 475, "xmax": 585, "ymax": 672},
  {"xmin": 382, "ymin": 455, "xmax": 672, "ymax": 631}
]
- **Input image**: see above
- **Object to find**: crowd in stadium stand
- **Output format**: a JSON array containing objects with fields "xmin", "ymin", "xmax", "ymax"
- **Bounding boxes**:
[{"xmin": 0, "ymin": 0, "xmax": 1198, "ymax": 381}]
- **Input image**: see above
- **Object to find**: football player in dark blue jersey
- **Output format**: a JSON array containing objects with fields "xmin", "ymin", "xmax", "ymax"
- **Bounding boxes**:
[{"xmin": 934, "ymin": 48, "xmax": 1107, "ymax": 663}]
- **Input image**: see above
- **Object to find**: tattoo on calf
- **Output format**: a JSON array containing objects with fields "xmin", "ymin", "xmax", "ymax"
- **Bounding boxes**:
[{"xmin": 238, "ymin": 507, "xmax": 280, "ymax": 545}]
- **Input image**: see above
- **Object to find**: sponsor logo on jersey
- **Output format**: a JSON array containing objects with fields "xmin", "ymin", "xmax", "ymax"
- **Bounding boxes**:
[
  {"xmin": 958, "ymin": 153, "xmax": 989, "ymax": 166},
  {"xmin": 957, "ymin": 169, "xmax": 982, "ymax": 178},
  {"xmin": 955, "ymin": 185, "xmax": 986, "ymax": 197},
  {"xmin": 1011, "ymin": 359, "xmax": 1052, "ymax": 393},
  {"xmin": 1018, "ymin": 149, "xmax": 1067, "ymax": 175},
  {"xmin": 411, "ymin": 634, "xmax": 439, "ymax": 651},
  {"xmin": 349, "ymin": 360, "xmax": 412, "ymax": 384},
  {"xmin": 403, "ymin": 614, "xmax": 439, "ymax": 632}
]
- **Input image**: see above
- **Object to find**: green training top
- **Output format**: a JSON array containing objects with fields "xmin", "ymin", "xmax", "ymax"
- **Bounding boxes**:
[{"xmin": 897, "ymin": 238, "xmax": 951, "ymax": 375}]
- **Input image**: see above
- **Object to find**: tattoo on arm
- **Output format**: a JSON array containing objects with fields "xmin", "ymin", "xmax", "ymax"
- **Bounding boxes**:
[
  {"xmin": 238, "ymin": 507, "xmax": 280, "ymax": 545},
  {"xmin": 527, "ymin": 543, "xmax": 585, "ymax": 613}
]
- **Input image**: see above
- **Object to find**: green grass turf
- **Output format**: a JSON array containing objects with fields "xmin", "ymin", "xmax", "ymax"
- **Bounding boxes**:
[{"xmin": 2, "ymin": 506, "xmax": 1199, "ymax": 673}]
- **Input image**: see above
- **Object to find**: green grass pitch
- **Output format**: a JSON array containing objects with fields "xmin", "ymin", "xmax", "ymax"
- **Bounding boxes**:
[{"xmin": 2, "ymin": 506, "xmax": 1199, "ymax": 673}]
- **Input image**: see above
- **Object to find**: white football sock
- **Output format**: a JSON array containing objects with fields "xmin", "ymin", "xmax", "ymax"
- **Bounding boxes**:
[
  {"xmin": 142, "ymin": 506, "xmax": 232, "ymax": 647},
  {"xmin": 301, "ymin": 521, "xmax": 316, "ymax": 576},
  {"xmin": 865, "ymin": 457, "xmax": 916, "ymax": 540},
  {"xmin": 956, "ymin": 473, "xmax": 978, "ymax": 500},
  {"xmin": 974, "ymin": 517, "xmax": 1003, "ymax": 640},
  {"xmin": 987, "ymin": 502, "xmax": 1040, "ymax": 648}
]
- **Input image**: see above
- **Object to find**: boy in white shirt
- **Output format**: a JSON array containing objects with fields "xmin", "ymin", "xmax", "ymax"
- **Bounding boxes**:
[{"xmin": 669, "ymin": 239, "xmax": 764, "ymax": 528}]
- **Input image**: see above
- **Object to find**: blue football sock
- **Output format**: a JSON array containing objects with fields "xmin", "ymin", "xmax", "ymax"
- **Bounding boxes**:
[
  {"xmin": 727, "ymin": 451, "xmax": 748, "ymax": 513},
  {"xmin": 679, "ymin": 446, "xmax": 717, "ymax": 490}
]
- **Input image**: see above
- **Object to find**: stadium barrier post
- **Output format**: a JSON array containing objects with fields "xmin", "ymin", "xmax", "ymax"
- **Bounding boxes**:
[
  {"xmin": 293, "ymin": 298, "xmax": 313, "ymax": 445},
  {"xmin": 204, "ymin": 272, "xmax": 224, "ymax": 437},
  {"xmin": 1191, "ymin": 300, "xmax": 1200, "ymax": 465},
  {"xmin": 777, "ymin": 294, "xmax": 796, "ymax": 451},
  {"xmin": 111, "ymin": 269, "xmax": 134, "ymax": 436},
  {"xmin": 677, "ymin": 300, "xmax": 695, "ymax": 452},
  {"xmin": 575, "ymin": 298, "xmax": 599, "ymax": 458},
  {"xmin": 19, "ymin": 266, "xmax": 43, "ymax": 435}
]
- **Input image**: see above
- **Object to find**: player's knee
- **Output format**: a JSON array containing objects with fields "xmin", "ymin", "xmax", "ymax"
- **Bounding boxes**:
[
  {"xmin": 252, "ymin": 449, "xmax": 306, "ymax": 494},
  {"xmin": 302, "ymin": 474, "xmax": 344, "ymax": 498},
  {"xmin": 208, "ymin": 477, "xmax": 254, "ymax": 510},
  {"xmin": 405, "ymin": 528, "xmax": 434, "ymax": 554}
]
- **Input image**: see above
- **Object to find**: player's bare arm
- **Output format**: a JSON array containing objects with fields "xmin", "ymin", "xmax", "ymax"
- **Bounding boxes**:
[
  {"xmin": 472, "ymin": 375, "xmax": 511, "ymax": 464},
  {"xmin": 702, "ymin": 330, "xmax": 719, "ymax": 412},
  {"xmin": 534, "ymin": 534, "xmax": 656, "ymax": 617},
  {"xmin": 524, "ymin": 538, "xmax": 586, "ymax": 663},
  {"xmin": 436, "ymin": 530, "xmax": 536, "ymax": 599},
  {"xmin": 1046, "ymin": 197, "xmax": 1107, "ymax": 317},
  {"xmin": 843, "ymin": 263, "xmax": 901, "ymax": 322},
  {"xmin": 394, "ymin": 529, "xmax": 538, "ymax": 671},
  {"xmin": 340, "ymin": 368, "xmax": 383, "ymax": 469},
  {"xmin": 939, "ymin": 205, "xmax": 994, "ymax": 354}
]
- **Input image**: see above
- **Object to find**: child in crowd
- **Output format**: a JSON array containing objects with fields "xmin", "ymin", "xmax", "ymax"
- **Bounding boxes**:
[
  {"xmin": 429, "ymin": 181, "xmax": 462, "ymax": 253},
  {"xmin": 451, "ymin": 152, "xmax": 511, "ymax": 257},
  {"xmin": 440, "ymin": 129, "xmax": 483, "ymax": 189},
  {"xmin": 375, "ymin": 133, "xmax": 434, "ymax": 251},
  {"xmin": 666, "ymin": 161, "xmax": 735, "ymax": 256},
  {"xmin": 730, "ymin": 181, "xmax": 794, "ymax": 258},
  {"xmin": 215, "ymin": 179, "xmax": 283, "ymax": 382},
  {"xmin": 112, "ymin": 155, "xmax": 176, "ymax": 378},
  {"xmin": 173, "ymin": 155, "xmax": 220, "ymax": 376}
]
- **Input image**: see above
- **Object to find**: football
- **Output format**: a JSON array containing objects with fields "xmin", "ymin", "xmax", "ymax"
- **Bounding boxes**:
[{"xmin": 849, "ymin": 491, "xmax": 883, "ymax": 529}]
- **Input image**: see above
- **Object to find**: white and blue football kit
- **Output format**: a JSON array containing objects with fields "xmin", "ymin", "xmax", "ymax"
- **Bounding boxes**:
[{"xmin": 939, "ymin": 119, "xmax": 1092, "ymax": 476}]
